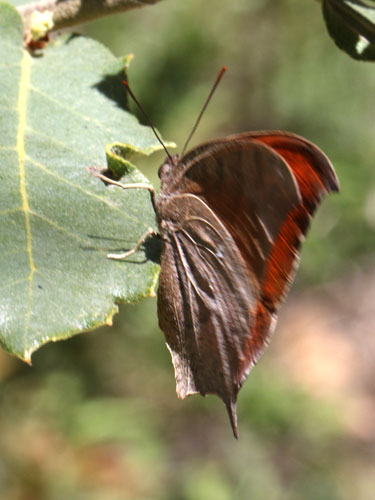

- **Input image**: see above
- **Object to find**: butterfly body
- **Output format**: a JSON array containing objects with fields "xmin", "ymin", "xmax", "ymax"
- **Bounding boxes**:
[{"xmin": 153, "ymin": 132, "xmax": 338, "ymax": 438}]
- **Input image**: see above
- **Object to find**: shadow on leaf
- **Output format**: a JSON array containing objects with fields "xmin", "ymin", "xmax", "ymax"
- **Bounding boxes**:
[{"xmin": 94, "ymin": 71, "xmax": 129, "ymax": 110}]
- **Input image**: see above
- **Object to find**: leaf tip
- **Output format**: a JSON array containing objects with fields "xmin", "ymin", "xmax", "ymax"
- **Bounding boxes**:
[
  {"xmin": 23, "ymin": 353, "xmax": 33, "ymax": 366},
  {"xmin": 124, "ymin": 53, "xmax": 134, "ymax": 69}
]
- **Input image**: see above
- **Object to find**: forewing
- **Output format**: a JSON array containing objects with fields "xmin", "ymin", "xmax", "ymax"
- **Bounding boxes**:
[
  {"xmin": 177, "ymin": 133, "xmax": 338, "ymax": 312},
  {"xmin": 157, "ymin": 194, "xmax": 257, "ymax": 437},
  {"xmin": 177, "ymin": 139, "xmax": 301, "ymax": 292}
]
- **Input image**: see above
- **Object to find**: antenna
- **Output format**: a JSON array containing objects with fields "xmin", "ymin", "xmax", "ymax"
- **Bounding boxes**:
[
  {"xmin": 122, "ymin": 80, "xmax": 173, "ymax": 161},
  {"xmin": 181, "ymin": 66, "xmax": 227, "ymax": 156}
]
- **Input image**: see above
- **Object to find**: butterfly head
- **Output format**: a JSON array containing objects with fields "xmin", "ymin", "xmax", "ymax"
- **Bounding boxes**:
[{"xmin": 158, "ymin": 154, "xmax": 180, "ymax": 181}]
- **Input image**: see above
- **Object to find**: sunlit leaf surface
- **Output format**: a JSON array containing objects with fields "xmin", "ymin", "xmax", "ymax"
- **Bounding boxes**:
[{"xmin": 0, "ymin": 3, "xmax": 164, "ymax": 360}]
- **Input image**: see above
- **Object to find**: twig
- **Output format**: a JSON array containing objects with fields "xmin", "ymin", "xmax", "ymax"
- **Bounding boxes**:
[{"xmin": 18, "ymin": 0, "xmax": 163, "ymax": 32}]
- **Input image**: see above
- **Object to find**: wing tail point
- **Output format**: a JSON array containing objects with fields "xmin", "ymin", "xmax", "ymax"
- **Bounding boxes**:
[{"xmin": 225, "ymin": 399, "xmax": 239, "ymax": 439}]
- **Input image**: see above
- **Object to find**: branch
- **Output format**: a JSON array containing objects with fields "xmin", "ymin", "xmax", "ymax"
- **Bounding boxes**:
[{"xmin": 18, "ymin": 0, "xmax": 163, "ymax": 33}]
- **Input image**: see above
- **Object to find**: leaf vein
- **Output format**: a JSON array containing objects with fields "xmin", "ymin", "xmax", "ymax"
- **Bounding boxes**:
[
  {"xmin": 0, "ymin": 278, "xmax": 28, "ymax": 293},
  {"xmin": 30, "ymin": 84, "xmax": 121, "ymax": 135},
  {"xmin": 17, "ymin": 49, "xmax": 34, "ymax": 340},
  {"xmin": 0, "ymin": 207, "xmax": 22, "ymax": 217},
  {"xmin": 27, "ymin": 127, "xmax": 96, "ymax": 163},
  {"xmin": 30, "ymin": 210, "xmax": 110, "ymax": 250},
  {"xmin": 27, "ymin": 155, "xmax": 139, "ymax": 222}
]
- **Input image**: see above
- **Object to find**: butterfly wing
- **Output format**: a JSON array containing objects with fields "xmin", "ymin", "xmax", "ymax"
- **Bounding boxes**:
[
  {"xmin": 158, "ymin": 194, "xmax": 259, "ymax": 437},
  {"xmin": 174, "ymin": 134, "xmax": 338, "ymax": 381},
  {"xmin": 242, "ymin": 132, "xmax": 339, "ymax": 344},
  {"xmin": 157, "ymin": 141, "xmax": 304, "ymax": 436}
]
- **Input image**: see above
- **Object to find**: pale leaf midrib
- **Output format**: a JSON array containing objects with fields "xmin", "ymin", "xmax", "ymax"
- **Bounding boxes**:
[{"xmin": 17, "ymin": 49, "xmax": 34, "ymax": 341}]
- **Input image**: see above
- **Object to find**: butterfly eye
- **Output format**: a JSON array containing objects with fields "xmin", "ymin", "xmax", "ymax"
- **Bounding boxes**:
[{"xmin": 158, "ymin": 161, "xmax": 172, "ymax": 179}]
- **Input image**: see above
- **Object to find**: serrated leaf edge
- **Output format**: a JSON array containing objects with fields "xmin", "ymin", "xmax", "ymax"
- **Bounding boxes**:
[{"xmin": 19, "ymin": 264, "xmax": 161, "ymax": 363}]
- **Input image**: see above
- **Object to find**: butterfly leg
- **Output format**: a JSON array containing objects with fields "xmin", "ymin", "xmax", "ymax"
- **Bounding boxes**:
[
  {"xmin": 108, "ymin": 227, "xmax": 157, "ymax": 260},
  {"xmin": 90, "ymin": 170, "xmax": 157, "ymax": 210},
  {"xmin": 89, "ymin": 170, "xmax": 158, "ymax": 259}
]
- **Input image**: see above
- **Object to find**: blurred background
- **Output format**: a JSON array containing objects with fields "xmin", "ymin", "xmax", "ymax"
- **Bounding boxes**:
[{"xmin": 1, "ymin": 0, "xmax": 374, "ymax": 498}]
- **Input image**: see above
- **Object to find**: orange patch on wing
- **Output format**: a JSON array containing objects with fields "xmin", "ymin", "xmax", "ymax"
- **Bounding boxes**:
[
  {"xmin": 239, "ymin": 301, "xmax": 273, "ymax": 382},
  {"xmin": 251, "ymin": 133, "xmax": 338, "ymax": 308},
  {"xmin": 251, "ymin": 134, "xmax": 338, "ymax": 201},
  {"xmin": 261, "ymin": 206, "xmax": 307, "ymax": 310}
]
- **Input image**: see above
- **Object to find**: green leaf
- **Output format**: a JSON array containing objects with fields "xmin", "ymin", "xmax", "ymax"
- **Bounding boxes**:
[
  {"xmin": 0, "ymin": 3, "xmax": 169, "ymax": 361},
  {"xmin": 323, "ymin": 0, "xmax": 375, "ymax": 60}
]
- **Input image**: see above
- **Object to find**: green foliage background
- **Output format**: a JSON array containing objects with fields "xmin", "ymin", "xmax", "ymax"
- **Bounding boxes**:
[{"xmin": 0, "ymin": 1, "xmax": 373, "ymax": 499}]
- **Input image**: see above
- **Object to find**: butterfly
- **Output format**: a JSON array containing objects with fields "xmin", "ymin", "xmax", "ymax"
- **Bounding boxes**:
[{"xmin": 93, "ymin": 69, "xmax": 339, "ymax": 438}]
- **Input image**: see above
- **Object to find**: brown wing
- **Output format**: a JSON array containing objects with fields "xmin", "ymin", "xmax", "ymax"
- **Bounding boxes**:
[
  {"xmin": 157, "ymin": 194, "xmax": 258, "ymax": 437},
  {"xmin": 157, "ymin": 143, "xmax": 302, "ymax": 437},
  {"xmin": 171, "ymin": 134, "xmax": 338, "ymax": 384}
]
